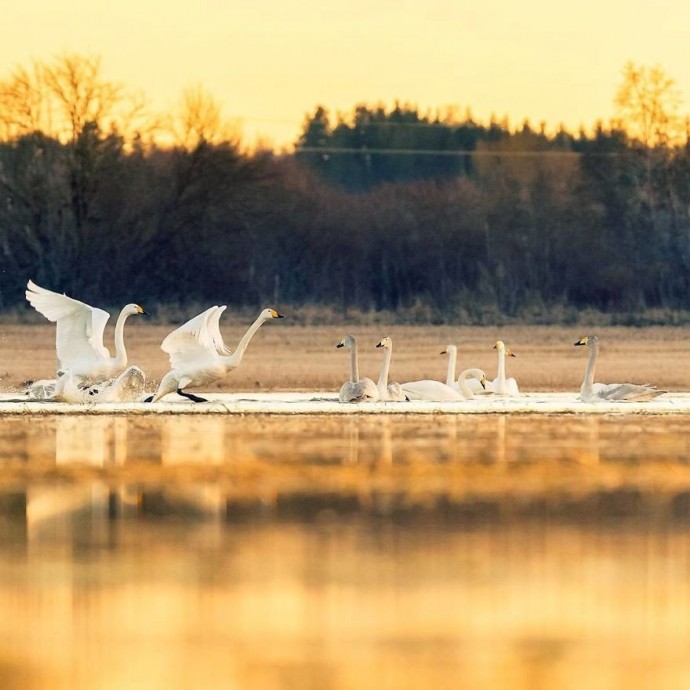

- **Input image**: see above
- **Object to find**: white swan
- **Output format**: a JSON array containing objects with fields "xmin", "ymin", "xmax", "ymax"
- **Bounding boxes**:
[
  {"xmin": 456, "ymin": 368, "xmax": 488, "ymax": 400},
  {"xmin": 148, "ymin": 306, "xmax": 284, "ymax": 402},
  {"xmin": 337, "ymin": 335, "xmax": 379, "ymax": 402},
  {"xmin": 401, "ymin": 346, "xmax": 464, "ymax": 401},
  {"xmin": 487, "ymin": 340, "xmax": 520, "ymax": 396},
  {"xmin": 442, "ymin": 344, "xmax": 485, "ymax": 395},
  {"xmin": 375, "ymin": 337, "xmax": 406, "ymax": 401},
  {"xmin": 574, "ymin": 335, "xmax": 666, "ymax": 402},
  {"xmin": 24, "ymin": 366, "xmax": 147, "ymax": 403},
  {"xmin": 25, "ymin": 279, "xmax": 147, "ymax": 383}
]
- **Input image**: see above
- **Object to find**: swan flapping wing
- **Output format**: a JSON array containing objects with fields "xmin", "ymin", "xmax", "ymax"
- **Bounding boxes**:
[
  {"xmin": 161, "ymin": 306, "xmax": 228, "ymax": 370},
  {"xmin": 26, "ymin": 279, "xmax": 112, "ymax": 366}
]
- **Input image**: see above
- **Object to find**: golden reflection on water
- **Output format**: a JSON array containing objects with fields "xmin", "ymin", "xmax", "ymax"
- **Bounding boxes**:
[{"xmin": 2, "ymin": 414, "xmax": 690, "ymax": 689}]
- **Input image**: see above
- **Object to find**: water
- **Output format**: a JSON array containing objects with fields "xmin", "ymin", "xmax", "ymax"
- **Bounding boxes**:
[{"xmin": 1, "ymin": 414, "xmax": 690, "ymax": 690}]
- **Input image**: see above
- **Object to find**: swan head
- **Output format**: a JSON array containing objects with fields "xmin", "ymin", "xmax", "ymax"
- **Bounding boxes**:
[
  {"xmin": 376, "ymin": 336, "xmax": 393, "ymax": 350},
  {"xmin": 337, "ymin": 334, "xmax": 356, "ymax": 350},
  {"xmin": 493, "ymin": 340, "xmax": 516, "ymax": 357},
  {"xmin": 124, "ymin": 303, "xmax": 148, "ymax": 316},
  {"xmin": 260, "ymin": 308, "xmax": 284, "ymax": 320},
  {"xmin": 574, "ymin": 335, "xmax": 598, "ymax": 347}
]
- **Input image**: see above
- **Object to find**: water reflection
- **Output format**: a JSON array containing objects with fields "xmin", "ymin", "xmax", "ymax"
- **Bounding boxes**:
[{"xmin": 1, "ymin": 414, "xmax": 690, "ymax": 689}]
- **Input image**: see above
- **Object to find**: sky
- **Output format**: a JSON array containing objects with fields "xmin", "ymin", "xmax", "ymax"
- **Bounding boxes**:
[{"xmin": 2, "ymin": 0, "xmax": 689, "ymax": 150}]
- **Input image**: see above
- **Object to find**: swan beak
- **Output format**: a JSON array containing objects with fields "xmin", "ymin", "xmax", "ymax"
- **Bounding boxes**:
[
  {"xmin": 480, "ymin": 375, "xmax": 487, "ymax": 390},
  {"xmin": 574, "ymin": 337, "xmax": 588, "ymax": 346},
  {"xmin": 439, "ymin": 349, "xmax": 447, "ymax": 355},
  {"xmin": 376, "ymin": 341, "xmax": 384, "ymax": 348},
  {"xmin": 507, "ymin": 349, "xmax": 516, "ymax": 358},
  {"xmin": 135, "ymin": 305, "xmax": 148, "ymax": 315},
  {"xmin": 270, "ymin": 309, "xmax": 284, "ymax": 319},
  {"xmin": 336, "ymin": 342, "xmax": 344, "ymax": 349}
]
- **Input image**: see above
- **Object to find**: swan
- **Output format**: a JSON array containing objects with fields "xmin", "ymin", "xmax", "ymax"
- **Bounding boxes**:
[
  {"xmin": 148, "ymin": 306, "xmax": 284, "ymax": 402},
  {"xmin": 337, "ymin": 335, "xmax": 379, "ymax": 402},
  {"xmin": 375, "ymin": 337, "xmax": 406, "ymax": 401},
  {"xmin": 24, "ymin": 366, "xmax": 147, "ymax": 403},
  {"xmin": 487, "ymin": 340, "xmax": 520, "ymax": 396},
  {"xmin": 456, "ymin": 368, "xmax": 488, "ymax": 399},
  {"xmin": 442, "ymin": 344, "xmax": 485, "ymax": 395},
  {"xmin": 574, "ymin": 335, "xmax": 666, "ymax": 402},
  {"xmin": 401, "ymin": 346, "xmax": 464, "ymax": 401},
  {"xmin": 25, "ymin": 279, "xmax": 147, "ymax": 383}
]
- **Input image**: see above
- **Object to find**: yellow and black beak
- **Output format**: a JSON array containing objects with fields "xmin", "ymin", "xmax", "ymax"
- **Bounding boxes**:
[
  {"xmin": 480, "ymin": 374, "xmax": 487, "ymax": 390},
  {"xmin": 136, "ymin": 305, "xmax": 149, "ymax": 316},
  {"xmin": 574, "ymin": 337, "xmax": 588, "ymax": 347}
]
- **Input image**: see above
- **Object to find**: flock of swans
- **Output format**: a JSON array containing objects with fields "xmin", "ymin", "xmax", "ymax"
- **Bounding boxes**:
[{"xmin": 18, "ymin": 280, "xmax": 667, "ymax": 405}]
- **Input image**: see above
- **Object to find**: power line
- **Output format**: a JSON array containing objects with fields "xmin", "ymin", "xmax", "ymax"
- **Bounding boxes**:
[{"xmin": 294, "ymin": 146, "xmax": 610, "ymax": 157}]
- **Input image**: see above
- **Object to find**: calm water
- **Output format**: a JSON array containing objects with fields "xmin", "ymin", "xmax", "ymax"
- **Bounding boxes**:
[{"xmin": 2, "ymin": 413, "xmax": 690, "ymax": 690}]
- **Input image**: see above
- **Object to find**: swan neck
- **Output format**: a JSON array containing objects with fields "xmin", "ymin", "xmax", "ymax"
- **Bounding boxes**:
[
  {"xmin": 582, "ymin": 341, "xmax": 598, "ymax": 394},
  {"xmin": 112, "ymin": 308, "xmax": 131, "ymax": 367},
  {"xmin": 350, "ymin": 346, "xmax": 360, "ymax": 383},
  {"xmin": 445, "ymin": 350, "xmax": 456, "ymax": 387},
  {"xmin": 224, "ymin": 314, "xmax": 267, "ymax": 368},
  {"xmin": 377, "ymin": 346, "xmax": 392, "ymax": 395},
  {"xmin": 458, "ymin": 371, "xmax": 473, "ymax": 399},
  {"xmin": 496, "ymin": 347, "xmax": 506, "ymax": 383}
]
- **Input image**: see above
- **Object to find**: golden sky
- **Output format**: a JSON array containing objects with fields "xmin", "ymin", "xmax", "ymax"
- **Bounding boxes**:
[{"xmin": 2, "ymin": 0, "xmax": 689, "ymax": 149}]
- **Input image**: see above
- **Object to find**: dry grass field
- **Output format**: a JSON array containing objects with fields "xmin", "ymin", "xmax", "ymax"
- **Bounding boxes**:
[{"xmin": 1, "ymin": 321, "xmax": 689, "ymax": 395}]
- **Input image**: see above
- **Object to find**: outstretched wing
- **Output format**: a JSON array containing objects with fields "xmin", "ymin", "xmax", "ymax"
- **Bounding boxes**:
[
  {"xmin": 161, "ymin": 305, "xmax": 224, "ymax": 370},
  {"xmin": 26, "ymin": 279, "xmax": 111, "ymax": 367}
]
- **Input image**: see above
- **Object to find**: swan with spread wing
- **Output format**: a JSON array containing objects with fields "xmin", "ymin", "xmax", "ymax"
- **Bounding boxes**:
[
  {"xmin": 25, "ymin": 279, "xmax": 147, "ymax": 383},
  {"xmin": 148, "ymin": 306, "xmax": 284, "ymax": 402}
]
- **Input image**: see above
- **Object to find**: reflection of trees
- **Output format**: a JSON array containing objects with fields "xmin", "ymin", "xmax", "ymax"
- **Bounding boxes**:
[{"xmin": 2, "ymin": 415, "xmax": 690, "ymax": 539}]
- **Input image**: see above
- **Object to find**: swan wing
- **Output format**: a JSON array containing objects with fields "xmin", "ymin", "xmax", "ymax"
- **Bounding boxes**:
[
  {"xmin": 595, "ymin": 382, "xmax": 666, "ymax": 402},
  {"xmin": 161, "ymin": 306, "xmax": 221, "ymax": 370},
  {"xmin": 26, "ymin": 280, "xmax": 111, "ymax": 366},
  {"xmin": 204, "ymin": 306, "xmax": 231, "ymax": 354}
]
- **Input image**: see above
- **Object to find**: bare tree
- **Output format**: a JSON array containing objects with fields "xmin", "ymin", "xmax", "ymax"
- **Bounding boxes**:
[
  {"xmin": 170, "ymin": 84, "xmax": 239, "ymax": 150},
  {"xmin": 614, "ymin": 61, "xmax": 684, "ymax": 147},
  {"xmin": 0, "ymin": 61, "xmax": 52, "ymax": 139}
]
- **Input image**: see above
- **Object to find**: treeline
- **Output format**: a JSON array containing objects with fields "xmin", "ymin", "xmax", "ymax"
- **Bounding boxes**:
[{"xmin": 1, "ymin": 56, "xmax": 689, "ymax": 322}]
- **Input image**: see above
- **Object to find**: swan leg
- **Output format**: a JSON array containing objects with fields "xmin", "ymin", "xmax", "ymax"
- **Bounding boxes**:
[
  {"xmin": 177, "ymin": 388, "xmax": 208, "ymax": 403},
  {"xmin": 148, "ymin": 372, "xmax": 179, "ymax": 402}
]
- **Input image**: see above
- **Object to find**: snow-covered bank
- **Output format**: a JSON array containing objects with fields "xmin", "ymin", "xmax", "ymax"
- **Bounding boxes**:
[{"xmin": 2, "ymin": 391, "xmax": 690, "ymax": 415}]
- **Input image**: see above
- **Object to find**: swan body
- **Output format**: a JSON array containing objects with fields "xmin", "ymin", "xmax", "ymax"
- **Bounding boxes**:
[
  {"xmin": 337, "ymin": 335, "xmax": 379, "ymax": 402},
  {"xmin": 442, "ymin": 344, "xmax": 485, "ymax": 395},
  {"xmin": 24, "ymin": 366, "xmax": 146, "ymax": 403},
  {"xmin": 149, "ymin": 306, "xmax": 284, "ymax": 402},
  {"xmin": 574, "ymin": 335, "xmax": 666, "ymax": 402},
  {"xmin": 401, "ymin": 379, "xmax": 463, "ymax": 401},
  {"xmin": 375, "ymin": 337, "xmax": 406, "ymax": 401},
  {"xmin": 25, "ymin": 279, "xmax": 146, "ymax": 382},
  {"xmin": 487, "ymin": 340, "xmax": 520, "ymax": 396}
]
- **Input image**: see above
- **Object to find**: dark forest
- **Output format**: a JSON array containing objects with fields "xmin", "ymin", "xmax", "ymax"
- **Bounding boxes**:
[{"xmin": 1, "ymin": 56, "xmax": 689, "ymax": 323}]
